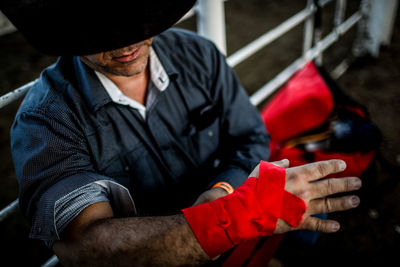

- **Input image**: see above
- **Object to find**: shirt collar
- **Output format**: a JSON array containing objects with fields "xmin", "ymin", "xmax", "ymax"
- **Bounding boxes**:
[
  {"xmin": 73, "ymin": 42, "xmax": 177, "ymax": 113},
  {"xmin": 94, "ymin": 70, "xmax": 148, "ymax": 118},
  {"xmin": 149, "ymin": 47, "xmax": 169, "ymax": 91},
  {"xmin": 151, "ymin": 36, "xmax": 179, "ymax": 79},
  {"xmin": 94, "ymin": 47, "xmax": 169, "ymax": 118}
]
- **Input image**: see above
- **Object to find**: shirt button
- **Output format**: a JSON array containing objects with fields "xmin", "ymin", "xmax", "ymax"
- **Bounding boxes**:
[
  {"xmin": 214, "ymin": 159, "xmax": 221, "ymax": 168},
  {"xmin": 208, "ymin": 131, "xmax": 213, "ymax": 137}
]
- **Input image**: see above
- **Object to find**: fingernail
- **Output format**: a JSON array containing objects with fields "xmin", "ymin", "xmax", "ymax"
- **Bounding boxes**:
[
  {"xmin": 352, "ymin": 178, "xmax": 362, "ymax": 189},
  {"xmin": 350, "ymin": 196, "xmax": 360, "ymax": 207},
  {"xmin": 331, "ymin": 222, "xmax": 340, "ymax": 232},
  {"xmin": 339, "ymin": 160, "xmax": 346, "ymax": 171}
]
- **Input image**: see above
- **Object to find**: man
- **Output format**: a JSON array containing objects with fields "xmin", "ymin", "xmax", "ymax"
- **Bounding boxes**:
[{"xmin": 3, "ymin": 0, "xmax": 361, "ymax": 266}]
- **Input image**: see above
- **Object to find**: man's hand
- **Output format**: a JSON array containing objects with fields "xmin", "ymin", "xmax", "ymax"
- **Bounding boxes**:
[
  {"xmin": 193, "ymin": 159, "xmax": 291, "ymax": 206},
  {"xmin": 265, "ymin": 160, "xmax": 361, "ymax": 234},
  {"xmin": 182, "ymin": 159, "xmax": 360, "ymax": 259},
  {"xmin": 194, "ymin": 159, "xmax": 360, "ymax": 235}
]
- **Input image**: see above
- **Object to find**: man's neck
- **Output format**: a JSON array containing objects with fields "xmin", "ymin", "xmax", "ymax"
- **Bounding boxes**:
[{"xmin": 105, "ymin": 67, "xmax": 150, "ymax": 105}]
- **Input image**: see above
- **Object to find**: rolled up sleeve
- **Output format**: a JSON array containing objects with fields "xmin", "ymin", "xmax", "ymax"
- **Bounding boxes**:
[{"xmin": 11, "ymin": 108, "xmax": 134, "ymax": 243}]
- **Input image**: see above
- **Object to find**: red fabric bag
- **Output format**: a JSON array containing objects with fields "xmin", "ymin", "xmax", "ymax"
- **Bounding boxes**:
[
  {"xmin": 261, "ymin": 61, "xmax": 381, "ymax": 177},
  {"xmin": 261, "ymin": 62, "xmax": 334, "ymax": 143}
]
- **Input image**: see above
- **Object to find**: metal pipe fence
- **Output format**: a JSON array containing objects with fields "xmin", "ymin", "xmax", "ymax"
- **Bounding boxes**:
[
  {"xmin": 0, "ymin": 0, "xmax": 389, "ymax": 266},
  {"xmin": 250, "ymin": 9, "xmax": 362, "ymax": 106}
]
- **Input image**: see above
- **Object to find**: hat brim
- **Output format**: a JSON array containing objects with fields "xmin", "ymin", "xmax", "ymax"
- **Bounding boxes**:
[{"xmin": 1, "ymin": 0, "xmax": 196, "ymax": 56}]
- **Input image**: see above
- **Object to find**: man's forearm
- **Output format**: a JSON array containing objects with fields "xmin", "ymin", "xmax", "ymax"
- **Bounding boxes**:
[{"xmin": 54, "ymin": 214, "xmax": 209, "ymax": 267}]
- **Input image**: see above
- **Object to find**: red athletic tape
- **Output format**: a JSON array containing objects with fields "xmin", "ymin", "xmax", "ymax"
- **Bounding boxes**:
[
  {"xmin": 255, "ymin": 161, "xmax": 286, "ymax": 235},
  {"xmin": 182, "ymin": 161, "xmax": 306, "ymax": 259},
  {"xmin": 181, "ymin": 201, "xmax": 234, "ymax": 258},
  {"xmin": 280, "ymin": 191, "xmax": 307, "ymax": 228},
  {"xmin": 258, "ymin": 161, "xmax": 306, "ymax": 229}
]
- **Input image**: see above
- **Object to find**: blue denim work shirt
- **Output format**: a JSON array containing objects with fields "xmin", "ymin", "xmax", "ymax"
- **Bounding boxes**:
[{"xmin": 11, "ymin": 29, "xmax": 270, "ymax": 242}]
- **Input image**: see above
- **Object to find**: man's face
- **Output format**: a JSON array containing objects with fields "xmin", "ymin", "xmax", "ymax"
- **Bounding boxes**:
[{"xmin": 80, "ymin": 37, "xmax": 154, "ymax": 77}]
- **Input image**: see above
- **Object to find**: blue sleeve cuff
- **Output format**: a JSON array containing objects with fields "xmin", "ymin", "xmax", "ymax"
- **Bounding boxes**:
[
  {"xmin": 54, "ymin": 183, "xmax": 110, "ymax": 238},
  {"xmin": 29, "ymin": 172, "xmax": 116, "ymax": 243}
]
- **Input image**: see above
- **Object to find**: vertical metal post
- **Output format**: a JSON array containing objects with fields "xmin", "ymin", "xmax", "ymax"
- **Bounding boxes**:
[
  {"xmin": 197, "ymin": 0, "xmax": 227, "ymax": 55},
  {"xmin": 353, "ymin": 0, "xmax": 399, "ymax": 57},
  {"xmin": 303, "ymin": 0, "xmax": 315, "ymax": 58},
  {"xmin": 313, "ymin": 0, "xmax": 323, "ymax": 66},
  {"xmin": 334, "ymin": 0, "xmax": 347, "ymax": 27},
  {"xmin": 353, "ymin": 0, "xmax": 370, "ymax": 56},
  {"xmin": 376, "ymin": 0, "xmax": 398, "ymax": 46}
]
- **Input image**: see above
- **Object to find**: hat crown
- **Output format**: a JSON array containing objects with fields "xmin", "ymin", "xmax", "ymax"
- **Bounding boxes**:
[{"xmin": 0, "ymin": 0, "xmax": 196, "ymax": 55}]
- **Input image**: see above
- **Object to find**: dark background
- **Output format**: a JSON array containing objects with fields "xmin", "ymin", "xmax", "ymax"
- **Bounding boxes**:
[{"xmin": 1, "ymin": 0, "xmax": 399, "ymax": 266}]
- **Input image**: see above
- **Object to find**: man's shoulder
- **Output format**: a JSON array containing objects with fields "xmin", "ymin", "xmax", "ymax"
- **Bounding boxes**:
[
  {"xmin": 154, "ymin": 28, "xmax": 218, "ymax": 56},
  {"xmin": 157, "ymin": 28, "xmax": 208, "ymax": 42},
  {"xmin": 15, "ymin": 58, "xmax": 74, "ymax": 118},
  {"xmin": 152, "ymin": 28, "xmax": 222, "ymax": 75}
]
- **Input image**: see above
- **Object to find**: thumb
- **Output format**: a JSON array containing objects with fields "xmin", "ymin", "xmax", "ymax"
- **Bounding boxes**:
[
  {"xmin": 248, "ymin": 159, "xmax": 290, "ymax": 178},
  {"xmin": 271, "ymin": 159, "xmax": 290, "ymax": 168}
]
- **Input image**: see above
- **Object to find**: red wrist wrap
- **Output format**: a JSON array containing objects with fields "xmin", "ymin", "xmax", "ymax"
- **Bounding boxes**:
[
  {"xmin": 281, "ymin": 191, "xmax": 307, "ymax": 228},
  {"xmin": 182, "ymin": 161, "xmax": 306, "ymax": 258},
  {"xmin": 255, "ymin": 161, "xmax": 286, "ymax": 235}
]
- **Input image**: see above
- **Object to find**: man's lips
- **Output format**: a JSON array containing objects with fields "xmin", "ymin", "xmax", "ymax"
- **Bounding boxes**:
[{"xmin": 113, "ymin": 47, "xmax": 142, "ymax": 63}]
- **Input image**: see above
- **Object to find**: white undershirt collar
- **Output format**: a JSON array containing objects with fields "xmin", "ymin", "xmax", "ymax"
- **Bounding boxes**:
[{"xmin": 95, "ymin": 47, "xmax": 169, "ymax": 119}]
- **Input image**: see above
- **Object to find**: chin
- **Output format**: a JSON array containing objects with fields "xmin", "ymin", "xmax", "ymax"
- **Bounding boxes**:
[{"xmin": 121, "ymin": 60, "xmax": 148, "ymax": 77}]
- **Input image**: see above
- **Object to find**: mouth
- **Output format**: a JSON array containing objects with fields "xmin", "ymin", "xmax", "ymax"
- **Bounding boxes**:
[{"xmin": 112, "ymin": 46, "xmax": 142, "ymax": 63}]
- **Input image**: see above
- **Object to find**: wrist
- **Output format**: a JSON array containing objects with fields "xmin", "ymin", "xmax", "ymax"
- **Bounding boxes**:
[
  {"xmin": 211, "ymin": 181, "xmax": 234, "ymax": 194},
  {"xmin": 210, "ymin": 186, "xmax": 229, "ymax": 197}
]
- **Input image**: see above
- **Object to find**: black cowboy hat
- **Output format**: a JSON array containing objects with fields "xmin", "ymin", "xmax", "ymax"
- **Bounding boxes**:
[{"xmin": 0, "ymin": 0, "xmax": 196, "ymax": 56}]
